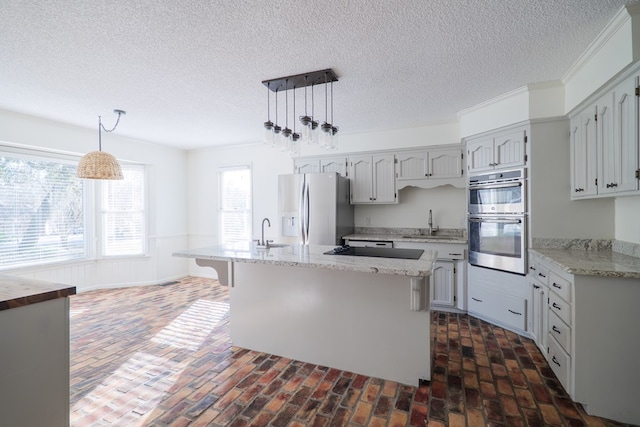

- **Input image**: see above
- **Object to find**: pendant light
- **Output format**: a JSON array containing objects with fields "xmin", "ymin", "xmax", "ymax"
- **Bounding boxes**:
[
  {"xmin": 310, "ymin": 83, "xmax": 319, "ymax": 144},
  {"xmin": 281, "ymin": 79, "xmax": 292, "ymax": 151},
  {"xmin": 299, "ymin": 76, "xmax": 312, "ymax": 144},
  {"xmin": 273, "ymin": 88, "xmax": 282, "ymax": 148},
  {"xmin": 261, "ymin": 69, "xmax": 338, "ymax": 151},
  {"xmin": 319, "ymin": 72, "xmax": 333, "ymax": 148},
  {"xmin": 290, "ymin": 86, "xmax": 301, "ymax": 156},
  {"xmin": 327, "ymin": 80, "xmax": 339, "ymax": 150},
  {"xmin": 77, "ymin": 109, "xmax": 125, "ymax": 180},
  {"xmin": 263, "ymin": 83, "xmax": 274, "ymax": 144}
]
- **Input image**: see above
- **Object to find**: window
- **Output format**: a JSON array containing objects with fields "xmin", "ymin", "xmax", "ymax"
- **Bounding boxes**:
[
  {"xmin": 101, "ymin": 165, "xmax": 146, "ymax": 256},
  {"xmin": 0, "ymin": 151, "xmax": 86, "ymax": 269},
  {"xmin": 219, "ymin": 166, "xmax": 252, "ymax": 244}
]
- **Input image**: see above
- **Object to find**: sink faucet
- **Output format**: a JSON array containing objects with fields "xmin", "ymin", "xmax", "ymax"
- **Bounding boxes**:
[
  {"xmin": 259, "ymin": 218, "xmax": 271, "ymax": 246},
  {"xmin": 427, "ymin": 209, "xmax": 439, "ymax": 236}
]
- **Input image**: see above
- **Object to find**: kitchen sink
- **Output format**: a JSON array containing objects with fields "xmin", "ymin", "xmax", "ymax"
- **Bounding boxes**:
[{"xmin": 266, "ymin": 243, "xmax": 289, "ymax": 248}]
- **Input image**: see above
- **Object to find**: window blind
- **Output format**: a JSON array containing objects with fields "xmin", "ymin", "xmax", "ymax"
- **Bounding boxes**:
[
  {"xmin": 101, "ymin": 165, "xmax": 146, "ymax": 256},
  {"xmin": 0, "ymin": 152, "xmax": 86, "ymax": 269},
  {"xmin": 219, "ymin": 167, "xmax": 252, "ymax": 244}
]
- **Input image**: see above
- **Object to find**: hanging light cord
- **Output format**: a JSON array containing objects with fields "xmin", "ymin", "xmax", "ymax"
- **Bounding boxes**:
[
  {"xmin": 285, "ymin": 79, "xmax": 289, "ymax": 128},
  {"xmin": 275, "ymin": 88, "xmax": 278, "ymax": 125},
  {"xmin": 98, "ymin": 110, "xmax": 125, "ymax": 151},
  {"xmin": 324, "ymin": 73, "xmax": 329, "ymax": 123},
  {"xmin": 267, "ymin": 83, "xmax": 271, "ymax": 121}
]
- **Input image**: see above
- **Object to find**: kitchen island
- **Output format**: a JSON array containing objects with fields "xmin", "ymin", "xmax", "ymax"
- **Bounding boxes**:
[
  {"xmin": 1, "ymin": 276, "xmax": 76, "ymax": 427},
  {"xmin": 174, "ymin": 243, "xmax": 436, "ymax": 386}
]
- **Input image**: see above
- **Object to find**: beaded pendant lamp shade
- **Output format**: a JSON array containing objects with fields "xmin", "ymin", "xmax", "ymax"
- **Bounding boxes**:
[{"xmin": 77, "ymin": 109, "xmax": 125, "ymax": 180}]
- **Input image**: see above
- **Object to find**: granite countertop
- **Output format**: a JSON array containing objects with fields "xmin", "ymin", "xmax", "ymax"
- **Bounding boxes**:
[
  {"xmin": 531, "ymin": 248, "xmax": 640, "ymax": 279},
  {"xmin": 0, "ymin": 276, "xmax": 76, "ymax": 311},
  {"xmin": 174, "ymin": 242, "xmax": 437, "ymax": 277}
]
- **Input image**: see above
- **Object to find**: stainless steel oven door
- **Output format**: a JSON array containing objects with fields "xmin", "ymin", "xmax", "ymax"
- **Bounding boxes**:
[
  {"xmin": 468, "ymin": 176, "xmax": 526, "ymax": 214},
  {"xmin": 468, "ymin": 215, "xmax": 526, "ymax": 275}
]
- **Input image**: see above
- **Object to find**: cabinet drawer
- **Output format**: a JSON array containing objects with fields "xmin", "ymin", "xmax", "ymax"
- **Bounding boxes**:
[
  {"xmin": 529, "ymin": 262, "xmax": 549, "ymax": 286},
  {"xmin": 548, "ymin": 310, "xmax": 571, "ymax": 354},
  {"xmin": 468, "ymin": 286, "xmax": 526, "ymax": 331},
  {"xmin": 549, "ymin": 271, "xmax": 571, "ymax": 303},
  {"xmin": 548, "ymin": 335, "xmax": 571, "ymax": 391},
  {"xmin": 549, "ymin": 291, "xmax": 571, "ymax": 326}
]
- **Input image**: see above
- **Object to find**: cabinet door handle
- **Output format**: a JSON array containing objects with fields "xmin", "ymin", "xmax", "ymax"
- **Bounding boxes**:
[
  {"xmin": 472, "ymin": 297, "xmax": 483, "ymax": 302},
  {"xmin": 533, "ymin": 284, "xmax": 540, "ymax": 289},
  {"xmin": 552, "ymin": 325, "xmax": 561, "ymax": 334},
  {"xmin": 552, "ymin": 356, "xmax": 561, "ymax": 367},
  {"xmin": 552, "ymin": 282, "xmax": 562, "ymax": 289},
  {"xmin": 538, "ymin": 273, "xmax": 546, "ymax": 278},
  {"xmin": 529, "ymin": 266, "xmax": 536, "ymax": 271},
  {"xmin": 448, "ymin": 253, "xmax": 462, "ymax": 256},
  {"xmin": 508, "ymin": 309, "xmax": 522, "ymax": 316},
  {"xmin": 552, "ymin": 302, "xmax": 561, "ymax": 310}
]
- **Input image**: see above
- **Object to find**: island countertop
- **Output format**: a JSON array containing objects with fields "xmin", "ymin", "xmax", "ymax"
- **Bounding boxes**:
[
  {"xmin": 174, "ymin": 242, "xmax": 437, "ymax": 277},
  {"xmin": 0, "ymin": 275, "xmax": 76, "ymax": 311}
]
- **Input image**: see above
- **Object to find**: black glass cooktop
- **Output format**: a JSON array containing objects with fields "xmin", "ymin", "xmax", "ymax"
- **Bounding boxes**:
[{"xmin": 323, "ymin": 246, "xmax": 424, "ymax": 260}]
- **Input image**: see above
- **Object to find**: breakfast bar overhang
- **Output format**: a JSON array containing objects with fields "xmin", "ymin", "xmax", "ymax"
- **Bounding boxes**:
[{"xmin": 174, "ymin": 243, "xmax": 437, "ymax": 386}]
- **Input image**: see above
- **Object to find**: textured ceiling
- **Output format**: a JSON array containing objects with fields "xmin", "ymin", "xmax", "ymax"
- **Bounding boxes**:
[{"xmin": 0, "ymin": 0, "xmax": 636, "ymax": 149}]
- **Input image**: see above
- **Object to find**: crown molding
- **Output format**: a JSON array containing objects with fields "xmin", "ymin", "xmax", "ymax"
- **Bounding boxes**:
[{"xmin": 562, "ymin": 4, "xmax": 638, "ymax": 83}]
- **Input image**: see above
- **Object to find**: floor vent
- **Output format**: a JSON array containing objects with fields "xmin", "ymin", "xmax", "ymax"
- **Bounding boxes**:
[{"xmin": 160, "ymin": 281, "xmax": 179, "ymax": 287}]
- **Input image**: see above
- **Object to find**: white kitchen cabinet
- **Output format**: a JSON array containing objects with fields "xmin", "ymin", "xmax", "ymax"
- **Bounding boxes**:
[
  {"xmin": 527, "ymin": 251, "xmax": 640, "ymax": 424},
  {"xmin": 570, "ymin": 71, "xmax": 639, "ymax": 199},
  {"xmin": 393, "ymin": 240, "xmax": 465, "ymax": 310},
  {"xmin": 466, "ymin": 128, "xmax": 526, "ymax": 173},
  {"xmin": 432, "ymin": 261, "xmax": 455, "ymax": 307},
  {"xmin": 468, "ymin": 284, "xmax": 527, "ymax": 331},
  {"xmin": 396, "ymin": 148, "xmax": 462, "ymax": 180},
  {"xmin": 320, "ymin": 156, "xmax": 348, "ymax": 176},
  {"xmin": 349, "ymin": 154, "xmax": 397, "ymax": 204},
  {"xmin": 294, "ymin": 158, "xmax": 320, "ymax": 174},
  {"xmin": 293, "ymin": 156, "xmax": 347, "ymax": 177},
  {"xmin": 527, "ymin": 256, "xmax": 549, "ymax": 353},
  {"xmin": 570, "ymin": 107, "xmax": 598, "ymax": 197}
]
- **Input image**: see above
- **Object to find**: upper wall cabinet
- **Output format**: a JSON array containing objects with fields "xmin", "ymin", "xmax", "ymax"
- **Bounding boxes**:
[
  {"xmin": 570, "ymin": 71, "xmax": 639, "ymax": 199},
  {"xmin": 294, "ymin": 158, "xmax": 320, "ymax": 174},
  {"xmin": 349, "ymin": 154, "xmax": 397, "ymax": 204},
  {"xmin": 396, "ymin": 147, "xmax": 465, "ymax": 189},
  {"xmin": 466, "ymin": 129, "xmax": 527, "ymax": 174},
  {"xmin": 294, "ymin": 156, "xmax": 347, "ymax": 176},
  {"xmin": 320, "ymin": 156, "xmax": 348, "ymax": 176}
]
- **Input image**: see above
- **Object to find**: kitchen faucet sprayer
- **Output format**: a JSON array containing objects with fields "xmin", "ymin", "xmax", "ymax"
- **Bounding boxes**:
[
  {"xmin": 257, "ymin": 217, "xmax": 271, "ymax": 248},
  {"xmin": 428, "ymin": 209, "xmax": 439, "ymax": 236}
]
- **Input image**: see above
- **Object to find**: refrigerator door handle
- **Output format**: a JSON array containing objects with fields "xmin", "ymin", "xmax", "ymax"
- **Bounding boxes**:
[
  {"xmin": 299, "ymin": 178, "xmax": 307, "ymax": 244},
  {"xmin": 303, "ymin": 180, "xmax": 310, "ymax": 244}
]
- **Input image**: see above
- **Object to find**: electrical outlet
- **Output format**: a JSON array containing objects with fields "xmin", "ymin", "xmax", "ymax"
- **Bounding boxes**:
[{"xmin": 365, "ymin": 217, "xmax": 372, "ymax": 226}]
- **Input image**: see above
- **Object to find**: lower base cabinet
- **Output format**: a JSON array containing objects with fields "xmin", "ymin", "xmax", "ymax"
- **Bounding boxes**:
[
  {"xmin": 468, "ymin": 284, "xmax": 527, "ymax": 332},
  {"xmin": 432, "ymin": 261, "xmax": 455, "ymax": 307},
  {"xmin": 528, "ymin": 251, "xmax": 640, "ymax": 425},
  {"xmin": 393, "ymin": 241, "xmax": 466, "ymax": 310}
]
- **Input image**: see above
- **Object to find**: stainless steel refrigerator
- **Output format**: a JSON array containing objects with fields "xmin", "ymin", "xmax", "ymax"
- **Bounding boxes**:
[{"xmin": 278, "ymin": 173, "xmax": 354, "ymax": 245}]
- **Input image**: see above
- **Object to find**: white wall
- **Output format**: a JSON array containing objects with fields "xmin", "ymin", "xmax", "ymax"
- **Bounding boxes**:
[
  {"xmin": 356, "ymin": 186, "xmax": 466, "ymax": 229},
  {"xmin": 298, "ymin": 121, "xmax": 460, "ymax": 156},
  {"xmin": 0, "ymin": 109, "xmax": 189, "ymax": 291},
  {"xmin": 615, "ymin": 197, "xmax": 640, "ymax": 244},
  {"xmin": 186, "ymin": 143, "xmax": 294, "ymax": 277}
]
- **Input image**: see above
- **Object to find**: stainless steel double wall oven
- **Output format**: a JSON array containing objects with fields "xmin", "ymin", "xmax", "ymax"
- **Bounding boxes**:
[{"xmin": 468, "ymin": 169, "xmax": 527, "ymax": 275}]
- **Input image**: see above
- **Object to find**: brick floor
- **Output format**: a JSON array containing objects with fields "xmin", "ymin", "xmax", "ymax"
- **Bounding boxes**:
[{"xmin": 69, "ymin": 277, "xmax": 631, "ymax": 426}]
